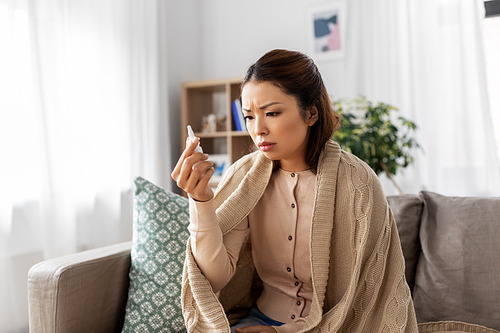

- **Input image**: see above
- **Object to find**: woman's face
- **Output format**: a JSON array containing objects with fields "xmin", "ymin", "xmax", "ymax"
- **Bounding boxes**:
[{"xmin": 241, "ymin": 81, "xmax": 317, "ymax": 171}]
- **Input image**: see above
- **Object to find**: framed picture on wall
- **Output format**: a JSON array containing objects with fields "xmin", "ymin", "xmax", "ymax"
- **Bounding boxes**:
[{"xmin": 306, "ymin": 1, "xmax": 347, "ymax": 61}]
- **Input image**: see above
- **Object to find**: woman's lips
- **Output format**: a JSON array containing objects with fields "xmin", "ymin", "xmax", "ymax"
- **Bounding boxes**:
[{"xmin": 258, "ymin": 142, "xmax": 275, "ymax": 152}]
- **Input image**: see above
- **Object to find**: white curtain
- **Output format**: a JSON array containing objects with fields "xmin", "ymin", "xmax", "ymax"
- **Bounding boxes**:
[
  {"xmin": 345, "ymin": 0, "xmax": 500, "ymax": 197},
  {"xmin": 0, "ymin": 0, "xmax": 169, "ymax": 332}
]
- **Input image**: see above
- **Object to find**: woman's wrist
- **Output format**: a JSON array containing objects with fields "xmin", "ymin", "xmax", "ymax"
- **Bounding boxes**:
[{"xmin": 188, "ymin": 191, "xmax": 213, "ymax": 202}]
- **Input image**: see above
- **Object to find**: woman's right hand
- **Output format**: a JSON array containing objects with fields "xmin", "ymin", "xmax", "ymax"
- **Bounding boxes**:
[{"xmin": 171, "ymin": 137, "xmax": 214, "ymax": 202}]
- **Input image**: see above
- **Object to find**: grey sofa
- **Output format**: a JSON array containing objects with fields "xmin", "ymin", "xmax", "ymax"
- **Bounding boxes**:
[
  {"xmin": 28, "ymin": 241, "xmax": 132, "ymax": 332},
  {"xmin": 27, "ymin": 191, "xmax": 500, "ymax": 332}
]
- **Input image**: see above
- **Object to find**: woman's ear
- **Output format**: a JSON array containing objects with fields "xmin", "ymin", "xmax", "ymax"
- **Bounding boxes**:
[{"xmin": 307, "ymin": 106, "xmax": 319, "ymax": 126}]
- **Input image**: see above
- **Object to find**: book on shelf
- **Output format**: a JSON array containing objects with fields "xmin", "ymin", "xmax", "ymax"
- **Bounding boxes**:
[{"xmin": 231, "ymin": 99, "xmax": 247, "ymax": 131}]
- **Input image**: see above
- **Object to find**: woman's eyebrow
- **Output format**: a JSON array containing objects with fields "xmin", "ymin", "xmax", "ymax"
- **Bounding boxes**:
[
  {"xmin": 242, "ymin": 102, "xmax": 282, "ymax": 112},
  {"xmin": 259, "ymin": 102, "xmax": 281, "ymax": 110}
]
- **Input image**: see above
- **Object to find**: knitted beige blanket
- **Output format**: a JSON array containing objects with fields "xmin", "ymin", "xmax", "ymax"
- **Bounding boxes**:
[{"xmin": 181, "ymin": 140, "xmax": 418, "ymax": 332}]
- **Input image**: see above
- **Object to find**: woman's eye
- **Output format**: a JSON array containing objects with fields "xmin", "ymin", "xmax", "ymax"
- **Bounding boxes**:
[
  {"xmin": 244, "ymin": 115, "xmax": 253, "ymax": 121},
  {"xmin": 266, "ymin": 112, "xmax": 279, "ymax": 117}
]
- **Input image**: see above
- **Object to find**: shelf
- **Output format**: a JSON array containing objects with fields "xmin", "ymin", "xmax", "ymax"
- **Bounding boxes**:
[
  {"xmin": 195, "ymin": 131, "xmax": 250, "ymax": 138},
  {"xmin": 229, "ymin": 131, "xmax": 250, "ymax": 137},
  {"xmin": 196, "ymin": 131, "xmax": 228, "ymax": 138},
  {"xmin": 181, "ymin": 77, "xmax": 252, "ymax": 177}
]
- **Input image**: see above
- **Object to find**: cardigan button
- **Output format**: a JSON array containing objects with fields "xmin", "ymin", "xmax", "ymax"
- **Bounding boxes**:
[
  {"xmin": 291, "ymin": 203, "xmax": 295, "ymax": 208},
  {"xmin": 295, "ymin": 281, "xmax": 299, "ymax": 286},
  {"xmin": 291, "ymin": 315, "xmax": 296, "ymax": 320},
  {"xmin": 287, "ymin": 267, "xmax": 292, "ymax": 272},
  {"xmin": 297, "ymin": 301, "xmax": 301, "ymax": 306},
  {"xmin": 291, "ymin": 173, "xmax": 295, "ymax": 178},
  {"xmin": 288, "ymin": 235, "xmax": 293, "ymax": 241}
]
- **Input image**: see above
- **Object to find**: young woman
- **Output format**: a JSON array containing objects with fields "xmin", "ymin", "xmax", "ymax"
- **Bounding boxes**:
[{"xmin": 172, "ymin": 49, "xmax": 418, "ymax": 333}]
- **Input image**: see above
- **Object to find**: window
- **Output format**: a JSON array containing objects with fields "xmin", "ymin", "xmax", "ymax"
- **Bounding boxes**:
[
  {"xmin": 484, "ymin": 1, "xmax": 500, "ymax": 160},
  {"xmin": 0, "ymin": 3, "xmax": 41, "ymax": 230}
]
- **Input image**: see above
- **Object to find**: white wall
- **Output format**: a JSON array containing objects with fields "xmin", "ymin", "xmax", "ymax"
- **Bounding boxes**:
[
  {"xmin": 199, "ymin": 0, "xmax": 350, "ymax": 99},
  {"xmin": 163, "ymin": 0, "xmax": 203, "ymax": 188}
]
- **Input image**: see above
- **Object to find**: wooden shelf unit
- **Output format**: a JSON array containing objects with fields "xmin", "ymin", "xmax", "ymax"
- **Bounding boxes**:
[{"xmin": 181, "ymin": 77, "xmax": 253, "ymax": 179}]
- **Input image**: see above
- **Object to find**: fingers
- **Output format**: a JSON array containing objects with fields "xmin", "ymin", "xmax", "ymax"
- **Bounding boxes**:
[
  {"xmin": 178, "ymin": 159, "xmax": 213, "ymax": 191},
  {"xmin": 190, "ymin": 167, "xmax": 215, "ymax": 202},
  {"xmin": 170, "ymin": 136, "xmax": 215, "ymax": 201},
  {"xmin": 181, "ymin": 162, "xmax": 214, "ymax": 202},
  {"xmin": 193, "ymin": 163, "xmax": 215, "ymax": 190},
  {"xmin": 171, "ymin": 137, "xmax": 202, "ymax": 181}
]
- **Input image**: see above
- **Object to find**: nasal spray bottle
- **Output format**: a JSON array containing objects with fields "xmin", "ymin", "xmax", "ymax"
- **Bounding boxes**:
[{"xmin": 187, "ymin": 125, "xmax": 203, "ymax": 153}]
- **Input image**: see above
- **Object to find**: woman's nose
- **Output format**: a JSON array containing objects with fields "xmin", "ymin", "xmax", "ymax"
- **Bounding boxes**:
[{"xmin": 253, "ymin": 116, "xmax": 268, "ymax": 136}]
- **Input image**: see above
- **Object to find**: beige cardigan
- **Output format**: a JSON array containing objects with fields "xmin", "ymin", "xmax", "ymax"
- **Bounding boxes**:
[{"xmin": 181, "ymin": 140, "xmax": 419, "ymax": 332}]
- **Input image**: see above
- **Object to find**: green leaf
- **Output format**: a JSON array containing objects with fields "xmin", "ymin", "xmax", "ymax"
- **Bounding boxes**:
[{"xmin": 332, "ymin": 95, "xmax": 421, "ymax": 177}]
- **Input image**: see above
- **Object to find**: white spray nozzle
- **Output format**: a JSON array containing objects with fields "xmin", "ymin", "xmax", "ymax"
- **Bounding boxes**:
[{"xmin": 187, "ymin": 125, "xmax": 203, "ymax": 153}]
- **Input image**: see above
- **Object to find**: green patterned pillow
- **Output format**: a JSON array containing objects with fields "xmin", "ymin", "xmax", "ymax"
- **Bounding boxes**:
[{"xmin": 122, "ymin": 177, "xmax": 189, "ymax": 332}]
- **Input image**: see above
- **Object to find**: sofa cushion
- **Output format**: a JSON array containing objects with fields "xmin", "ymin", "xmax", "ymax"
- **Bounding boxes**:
[
  {"xmin": 414, "ymin": 191, "xmax": 500, "ymax": 330},
  {"xmin": 121, "ymin": 177, "xmax": 188, "ymax": 332},
  {"xmin": 387, "ymin": 194, "xmax": 423, "ymax": 293},
  {"xmin": 418, "ymin": 321, "xmax": 500, "ymax": 333}
]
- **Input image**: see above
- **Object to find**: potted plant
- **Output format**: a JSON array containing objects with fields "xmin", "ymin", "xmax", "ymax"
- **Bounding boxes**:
[{"xmin": 332, "ymin": 96, "xmax": 420, "ymax": 194}]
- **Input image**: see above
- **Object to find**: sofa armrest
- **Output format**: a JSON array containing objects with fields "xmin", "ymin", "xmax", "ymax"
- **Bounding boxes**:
[{"xmin": 28, "ymin": 241, "xmax": 132, "ymax": 333}]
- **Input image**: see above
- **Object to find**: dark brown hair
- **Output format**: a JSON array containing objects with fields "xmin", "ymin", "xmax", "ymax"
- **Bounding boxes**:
[{"xmin": 242, "ymin": 49, "xmax": 339, "ymax": 172}]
